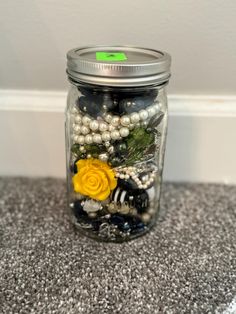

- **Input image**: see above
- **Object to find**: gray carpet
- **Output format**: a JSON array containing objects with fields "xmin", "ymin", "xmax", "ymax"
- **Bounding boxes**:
[{"xmin": 0, "ymin": 178, "xmax": 236, "ymax": 314}]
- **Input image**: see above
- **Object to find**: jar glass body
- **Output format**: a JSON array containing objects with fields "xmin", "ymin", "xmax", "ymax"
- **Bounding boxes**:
[{"xmin": 65, "ymin": 82, "xmax": 168, "ymax": 242}]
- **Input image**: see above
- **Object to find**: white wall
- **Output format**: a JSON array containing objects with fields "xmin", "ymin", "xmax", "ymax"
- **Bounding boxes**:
[{"xmin": 0, "ymin": 0, "xmax": 236, "ymax": 94}]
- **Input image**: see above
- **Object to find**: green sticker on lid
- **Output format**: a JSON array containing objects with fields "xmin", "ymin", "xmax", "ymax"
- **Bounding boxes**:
[{"xmin": 96, "ymin": 52, "xmax": 127, "ymax": 61}]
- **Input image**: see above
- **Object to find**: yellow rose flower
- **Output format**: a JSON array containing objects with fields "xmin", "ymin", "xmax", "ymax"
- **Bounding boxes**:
[{"xmin": 72, "ymin": 158, "xmax": 117, "ymax": 201}]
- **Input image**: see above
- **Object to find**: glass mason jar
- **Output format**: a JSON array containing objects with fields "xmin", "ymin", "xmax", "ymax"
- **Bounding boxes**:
[{"xmin": 65, "ymin": 46, "xmax": 171, "ymax": 242}]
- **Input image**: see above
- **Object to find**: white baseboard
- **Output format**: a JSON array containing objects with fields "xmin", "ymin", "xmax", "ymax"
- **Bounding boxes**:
[{"xmin": 1, "ymin": 89, "xmax": 236, "ymax": 183}]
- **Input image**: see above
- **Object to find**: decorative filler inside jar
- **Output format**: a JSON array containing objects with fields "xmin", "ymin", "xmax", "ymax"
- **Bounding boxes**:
[{"xmin": 66, "ymin": 46, "xmax": 171, "ymax": 242}]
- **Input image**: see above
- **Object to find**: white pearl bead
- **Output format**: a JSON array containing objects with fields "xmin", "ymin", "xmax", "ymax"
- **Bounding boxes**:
[
  {"xmin": 101, "ymin": 131, "xmax": 111, "ymax": 142},
  {"xmin": 77, "ymin": 135, "xmax": 85, "ymax": 144},
  {"xmin": 105, "ymin": 141, "xmax": 111, "ymax": 148},
  {"xmin": 93, "ymin": 134, "xmax": 102, "ymax": 144},
  {"xmin": 71, "ymin": 107, "xmax": 78, "ymax": 114},
  {"xmin": 73, "ymin": 135, "xmax": 79, "ymax": 142},
  {"xmin": 147, "ymin": 106, "xmax": 156, "ymax": 117},
  {"xmin": 125, "ymin": 174, "xmax": 130, "ymax": 179},
  {"xmin": 99, "ymin": 122, "xmax": 108, "ymax": 132},
  {"xmin": 139, "ymin": 109, "xmax": 149, "ymax": 121},
  {"xmin": 73, "ymin": 124, "xmax": 81, "ymax": 134},
  {"xmin": 81, "ymin": 126, "xmax": 89, "ymax": 135},
  {"xmin": 111, "ymin": 130, "xmax": 120, "ymax": 140},
  {"xmin": 130, "ymin": 112, "xmax": 140, "ymax": 123},
  {"xmin": 108, "ymin": 146, "xmax": 114, "ymax": 154},
  {"xmin": 99, "ymin": 153, "xmax": 109, "ymax": 162},
  {"xmin": 104, "ymin": 114, "xmax": 113, "ymax": 123},
  {"xmin": 82, "ymin": 116, "xmax": 91, "ymax": 126},
  {"xmin": 120, "ymin": 115, "xmax": 130, "ymax": 127},
  {"xmin": 142, "ymin": 213, "xmax": 151, "ymax": 223},
  {"xmin": 85, "ymin": 134, "xmax": 93, "ymax": 144},
  {"xmin": 119, "ymin": 127, "xmax": 129, "ymax": 138},
  {"xmin": 111, "ymin": 116, "xmax": 120, "ymax": 127},
  {"xmin": 108, "ymin": 125, "xmax": 116, "ymax": 132},
  {"xmin": 120, "ymin": 174, "xmax": 125, "ymax": 179},
  {"xmin": 75, "ymin": 115, "xmax": 82, "ymax": 123},
  {"xmin": 89, "ymin": 120, "xmax": 99, "ymax": 131}
]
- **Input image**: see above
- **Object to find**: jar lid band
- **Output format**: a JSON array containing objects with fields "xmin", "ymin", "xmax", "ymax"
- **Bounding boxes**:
[{"xmin": 67, "ymin": 46, "xmax": 171, "ymax": 87}]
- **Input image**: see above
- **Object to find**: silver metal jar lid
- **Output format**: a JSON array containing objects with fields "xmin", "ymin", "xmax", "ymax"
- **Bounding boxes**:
[{"xmin": 66, "ymin": 46, "xmax": 171, "ymax": 87}]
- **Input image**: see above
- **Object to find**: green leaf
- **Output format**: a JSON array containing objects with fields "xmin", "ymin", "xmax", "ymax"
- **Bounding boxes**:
[{"xmin": 125, "ymin": 127, "xmax": 155, "ymax": 165}]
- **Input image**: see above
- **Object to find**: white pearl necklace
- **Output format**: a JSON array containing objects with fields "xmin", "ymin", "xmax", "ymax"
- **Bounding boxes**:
[
  {"xmin": 115, "ymin": 166, "xmax": 157, "ymax": 189},
  {"xmin": 71, "ymin": 102, "xmax": 160, "ymax": 145}
]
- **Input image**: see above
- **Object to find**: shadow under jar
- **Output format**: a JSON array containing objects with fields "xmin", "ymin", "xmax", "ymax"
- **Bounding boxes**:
[{"xmin": 65, "ymin": 46, "xmax": 171, "ymax": 242}]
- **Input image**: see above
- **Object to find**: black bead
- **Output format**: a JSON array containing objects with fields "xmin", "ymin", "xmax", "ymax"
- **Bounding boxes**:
[
  {"xmin": 110, "ymin": 214, "xmax": 125, "ymax": 227},
  {"xmin": 130, "ymin": 221, "xmax": 145, "ymax": 234},
  {"xmin": 121, "ymin": 222, "xmax": 131, "ymax": 232},
  {"xmin": 132, "ymin": 190, "xmax": 149, "ymax": 213},
  {"xmin": 110, "ymin": 214, "xmax": 129, "ymax": 232},
  {"xmin": 119, "ymin": 95, "xmax": 155, "ymax": 114},
  {"xmin": 92, "ymin": 220, "xmax": 101, "ymax": 231},
  {"xmin": 72, "ymin": 159, "xmax": 79, "ymax": 174},
  {"xmin": 109, "ymin": 214, "xmax": 145, "ymax": 234},
  {"xmin": 125, "ymin": 216, "xmax": 145, "ymax": 233},
  {"xmin": 78, "ymin": 86, "xmax": 94, "ymax": 97},
  {"xmin": 77, "ymin": 96, "xmax": 102, "ymax": 118},
  {"xmin": 109, "ymin": 156, "xmax": 122, "ymax": 167},
  {"xmin": 117, "ymin": 178, "xmax": 138, "ymax": 190},
  {"xmin": 113, "ymin": 142, "xmax": 128, "ymax": 157},
  {"xmin": 73, "ymin": 200, "xmax": 87, "ymax": 220}
]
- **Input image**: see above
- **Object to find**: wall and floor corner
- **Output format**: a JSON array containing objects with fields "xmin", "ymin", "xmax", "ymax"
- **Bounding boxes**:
[{"xmin": 0, "ymin": 90, "xmax": 236, "ymax": 183}]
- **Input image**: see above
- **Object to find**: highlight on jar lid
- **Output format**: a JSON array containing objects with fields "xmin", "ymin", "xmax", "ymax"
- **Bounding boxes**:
[{"xmin": 66, "ymin": 46, "xmax": 171, "ymax": 87}]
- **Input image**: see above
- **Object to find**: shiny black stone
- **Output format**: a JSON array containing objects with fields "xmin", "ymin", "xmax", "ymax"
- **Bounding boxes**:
[
  {"xmin": 113, "ymin": 142, "xmax": 128, "ymax": 160},
  {"xmin": 77, "ymin": 96, "xmax": 102, "ymax": 118},
  {"xmin": 109, "ymin": 214, "xmax": 145, "ymax": 234},
  {"xmin": 109, "ymin": 156, "xmax": 122, "ymax": 167},
  {"xmin": 92, "ymin": 220, "xmax": 101, "ymax": 231},
  {"xmin": 109, "ymin": 141, "xmax": 128, "ymax": 167},
  {"xmin": 72, "ymin": 158, "xmax": 80, "ymax": 174},
  {"xmin": 125, "ymin": 216, "xmax": 145, "ymax": 233},
  {"xmin": 110, "ymin": 215, "xmax": 125, "ymax": 227},
  {"xmin": 121, "ymin": 222, "xmax": 131, "ymax": 232},
  {"xmin": 78, "ymin": 86, "xmax": 94, "ymax": 97},
  {"xmin": 101, "ymin": 97, "xmax": 116, "ymax": 111},
  {"xmin": 130, "ymin": 221, "xmax": 145, "ymax": 234},
  {"xmin": 110, "ymin": 214, "xmax": 130, "ymax": 232},
  {"xmin": 119, "ymin": 95, "xmax": 155, "ymax": 114},
  {"xmin": 114, "ymin": 141, "xmax": 127, "ymax": 151},
  {"xmin": 118, "ymin": 178, "xmax": 138, "ymax": 190},
  {"xmin": 73, "ymin": 200, "xmax": 87, "ymax": 220},
  {"xmin": 132, "ymin": 190, "xmax": 149, "ymax": 213}
]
